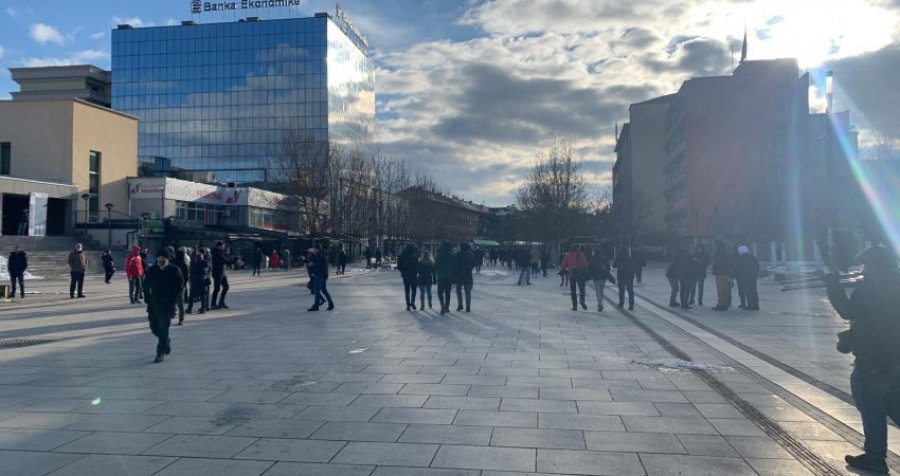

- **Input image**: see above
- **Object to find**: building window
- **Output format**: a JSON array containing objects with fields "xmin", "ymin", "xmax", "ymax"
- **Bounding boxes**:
[
  {"xmin": 89, "ymin": 151, "xmax": 101, "ymax": 221},
  {"xmin": 176, "ymin": 201, "xmax": 222, "ymax": 225},
  {"xmin": 0, "ymin": 142, "xmax": 10, "ymax": 175}
]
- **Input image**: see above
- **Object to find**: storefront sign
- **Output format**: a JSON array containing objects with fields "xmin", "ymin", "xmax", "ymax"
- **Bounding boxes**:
[
  {"xmin": 129, "ymin": 178, "xmax": 290, "ymax": 209},
  {"xmin": 192, "ymin": 0, "xmax": 301, "ymax": 14},
  {"xmin": 335, "ymin": 4, "xmax": 369, "ymax": 48}
]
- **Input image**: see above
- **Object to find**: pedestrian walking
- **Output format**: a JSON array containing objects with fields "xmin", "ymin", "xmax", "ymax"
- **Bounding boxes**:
[
  {"xmin": 17, "ymin": 208, "xmax": 28, "ymax": 235},
  {"xmin": 474, "ymin": 247, "xmax": 484, "ymax": 274},
  {"xmin": 7, "ymin": 245, "xmax": 27, "ymax": 298},
  {"xmin": 375, "ymin": 248, "xmax": 383, "ymax": 268},
  {"xmin": 307, "ymin": 245, "xmax": 334, "ymax": 311},
  {"xmin": 102, "ymin": 249, "xmax": 115, "ymax": 284},
  {"xmin": 210, "ymin": 241, "xmax": 230, "ymax": 310},
  {"xmin": 283, "ymin": 248, "xmax": 292, "ymax": 270},
  {"xmin": 666, "ymin": 252, "xmax": 682, "ymax": 307},
  {"xmin": 530, "ymin": 247, "xmax": 541, "ymax": 275},
  {"xmin": 270, "ymin": 250, "xmax": 280, "ymax": 270},
  {"xmin": 397, "ymin": 244, "xmax": 419, "ymax": 310},
  {"xmin": 126, "ymin": 245, "xmax": 144, "ymax": 304},
  {"xmin": 338, "ymin": 249, "xmax": 349, "ymax": 275},
  {"xmin": 143, "ymin": 248, "xmax": 183, "ymax": 363},
  {"xmin": 418, "ymin": 251, "xmax": 436, "ymax": 310},
  {"xmin": 711, "ymin": 240, "xmax": 733, "ymax": 311},
  {"xmin": 174, "ymin": 247, "xmax": 190, "ymax": 325},
  {"xmin": 516, "ymin": 248, "xmax": 532, "ymax": 285},
  {"xmin": 613, "ymin": 247, "xmax": 635, "ymax": 310},
  {"xmin": 735, "ymin": 245, "xmax": 759, "ymax": 311},
  {"xmin": 558, "ymin": 252, "xmax": 569, "ymax": 287},
  {"xmin": 540, "ymin": 248, "xmax": 550, "ymax": 277},
  {"xmin": 68, "ymin": 243, "xmax": 87, "ymax": 299},
  {"xmin": 364, "ymin": 248, "xmax": 372, "ymax": 269},
  {"xmin": 186, "ymin": 247, "xmax": 210, "ymax": 314},
  {"xmin": 251, "ymin": 245, "xmax": 263, "ymax": 276},
  {"xmin": 435, "ymin": 242, "xmax": 456, "ymax": 314},
  {"xmin": 455, "ymin": 242, "xmax": 476, "ymax": 312},
  {"xmin": 689, "ymin": 244, "xmax": 711, "ymax": 306},
  {"xmin": 588, "ymin": 248, "xmax": 615, "ymax": 312},
  {"xmin": 562, "ymin": 245, "xmax": 589, "ymax": 311},
  {"xmin": 824, "ymin": 245, "xmax": 900, "ymax": 474}
]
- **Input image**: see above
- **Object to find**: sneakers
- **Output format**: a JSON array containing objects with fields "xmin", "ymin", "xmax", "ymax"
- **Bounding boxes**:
[
  {"xmin": 845, "ymin": 454, "xmax": 888, "ymax": 474},
  {"xmin": 580, "ymin": 301, "xmax": 587, "ymax": 310},
  {"xmin": 154, "ymin": 354, "xmax": 164, "ymax": 363}
]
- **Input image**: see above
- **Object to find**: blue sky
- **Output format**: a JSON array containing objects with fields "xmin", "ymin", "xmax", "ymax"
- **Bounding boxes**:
[{"xmin": 1, "ymin": 0, "xmax": 899, "ymax": 205}]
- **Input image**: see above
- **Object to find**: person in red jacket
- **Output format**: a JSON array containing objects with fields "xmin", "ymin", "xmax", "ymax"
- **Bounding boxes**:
[
  {"xmin": 561, "ymin": 245, "xmax": 589, "ymax": 311},
  {"xmin": 126, "ymin": 245, "xmax": 144, "ymax": 304}
]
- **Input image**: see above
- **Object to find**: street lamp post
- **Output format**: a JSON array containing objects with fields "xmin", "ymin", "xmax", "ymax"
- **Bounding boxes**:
[
  {"xmin": 81, "ymin": 193, "xmax": 90, "ymax": 237},
  {"xmin": 104, "ymin": 203, "xmax": 114, "ymax": 248}
]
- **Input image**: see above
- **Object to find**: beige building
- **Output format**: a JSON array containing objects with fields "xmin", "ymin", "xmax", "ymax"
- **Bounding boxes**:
[{"xmin": 0, "ymin": 98, "xmax": 137, "ymax": 236}]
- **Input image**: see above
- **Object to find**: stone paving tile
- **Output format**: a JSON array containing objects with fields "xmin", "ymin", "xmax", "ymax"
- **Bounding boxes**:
[
  {"xmin": 453, "ymin": 410, "xmax": 536, "ymax": 427},
  {"xmin": 52, "ymin": 431, "xmax": 173, "ymax": 455},
  {"xmin": 539, "ymin": 387, "xmax": 612, "ymax": 401},
  {"xmin": 0, "ymin": 450, "xmax": 86, "ymax": 476},
  {"xmin": 262, "ymin": 462, "xmax": 375, "ymax": 476},
  {"xmin": 638, "ymin": 453, "xmax": 757, "ymax": 476},
  {"xmin": 693, "ymin": 403, "xmax": 745, "ymax": 419},
  {"xmin": 576, "ymin": 401, "xmax": 660, "ymax": 416},
  {"xmin": 371, "ymin": 467, "xmax": 479, "ymax": 476},
  {"xmin": 141, "ymin": 434, "xmax": 258, "ymax": 458},
  {"xmin": 348, "ymin": 394, "xmax": 426, "ymax": 408},
  {"xmin": 62, "ymin": 414, "xmax": 168, "ymax": 432},
  {"xmin": 467, "ymin": 385, "xmax": 539, "ymax": 399},
  {"xmin": 491, "ymin": 427, "xmax": 585, "ymax": 450},
  {"xmin": 610, "ymin": 389, "xmax": 689, "ymax": 403},
  {"xmin": 209, "ymin": 390, "xmax": 291, "ymax": 404},
  {"xmin": 0, "ymin": 429, "xmax": 89, "ymax": 451},
  {"xmin": 707, "ymin": 418, "xmax": 767, "ymax": 437},
  {"xmin": 280, "ymin": 392, "xmax": 360, "ymax": 406},
  {"xmin": 745, "ymin": 458, "xmax": 816, "ymax": 476},
  {"xmin": 73, "ymin": 399, "xmax": 166, "ymax": 415},
  {"xmin": 500, "ymin": 398, "xmax": 577, "ymax": 413},
  {"xmin": 47, "ymin": 454, "xmax": 176, "ymax": 476},
  {"xmin": 398, "ymin": 424, "xmax": 492, "ymax": 445},
  {"xmin": 225, "ymin": 418, "xmax": 324, "ymax": 439},
  {"xmin": 778, "ymin": 421, "xmax": 846, "ymax": 441},
  {"xmin": 152, "ymin": 457, "xmax": 274, "ymax": 476},
  {"xmin": 145, "ymin": 416, "xmax": 242, "ymax": 435},
  {"xmin": 319, "ymin": 372, "xmax": 384, "ymax": 383},
  {"xmin": 373, "ymin": 408, "xmax": 457, "ymax": 424},
  {"xmin": 311, "ymin": 421, "xmax": 408, "ymax": 442},
  {"xmin": 676, "ymin": 434, "xmax": 739, "ymax": 457},
  {"xmin": 536, "ymin": 449, "xmax": 644, "ymax": 475},
  {"xmin": 424, "ymin": 396, "xmax": 500, "ymax": 410},
  {"xmin": 332, "ymin": 441, "xmax": 438, "ymax": 467},
  {"xmin": 506, "ymin": 377, "xmax": 571, "ymax": 387},
  {"xmin": 538, "ymin": 413, "xmax": 625, "ymax": 432},
  {"xmin": 334, "ymin": 383, "xmax": 405, "ymax": 394},
  {"xmin": 8, "ymin": 399, "xmax": 85, "ymax": 413},
  {"xmin": 432, "ymin": 444, "xmax": 535, "ymax": 472},
  {"xmin": 585, "ymin": 431, "xmax": 686, "ymax": 454},
  {"xmin": 723, "ymin": 436, "xmax": 794, "ymax": 459},
  {"xmin": 143, "ymin": 401, "xmax": 234, "ymax": 417},
  {"xmin": 0, "ymin": 412, "xmax": 89, "ymax": 430},
  {"xmin": 623, "ymin": 416, "xmax": 719, "ymax": 435},
  {"xmin": 294, "ymin": 405, "xmax": 380, "ymax": 422},
  {"xmin": 216, "ymin": 403, "xmax": 306, "ymax": 421},
  {"xmin": 378, "ymin": 374, "xmax": 445, "ymax": 384},
  {"xmin": 234, "ymin": 437, "xmax": 346, "ymax": 462},
  {"xmin": 653, "ymin": 403, "xmax": 702, "ymax": 418},
  {"xmin": 442, "ymin": 375, "xmax": 507, "ymax": 386}
]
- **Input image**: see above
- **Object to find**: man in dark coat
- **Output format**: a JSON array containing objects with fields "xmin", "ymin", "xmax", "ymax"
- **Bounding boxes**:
[
  {"xmin": 308, "ymin": 244, "xmax": 334, "ymax": 311},
  {"xmin": 7, "ymin": 245, "xmax": 27, "ymax": 298},
  {"xmin": 210, "ymin": 241, "xmax": 230, "ymax": 310},
  {"xmin": 143, "ymin": 248, "xmax": 183, "ymax": 363},
  {"xmin": 613, "ymin": 247, "xmax": 635, "ymax": 310},
  {"xmin": 455, "ymin": 242, "xmax": 476, "ymax": 312},
  {"xmin": 251, "ymin": 245, "xmax": 263, "ymax": 276},
  {"xmin": 397, "ymin": 244, "xmax": 419, "ymax": 310},
  {"xmin": 102, "ymin": 249, "xmax": 115, "ymax": 284},
  {"xmin": 434, "ymin": 242, "xmax": 456, "ymax": 314},
  {"xmin": 689, "ymin": 245, "xmax": 711, "ymax": 306},
  {"xmin": 186, "ymin": 247, "xmax": 210, "ymax": 314},
  {"xmin": 735, "ymin": 245, "xmax": 759, "ymax": 311},
  {"xmin": 711, "ymin": 240, "xmax": 733, "ymax": 311},
  {"xmin": 824, "ymin": 245, "xmax": 900, "ymax": 474}
]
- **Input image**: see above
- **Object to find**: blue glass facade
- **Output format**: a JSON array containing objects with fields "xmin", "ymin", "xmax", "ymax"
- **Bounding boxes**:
[{"xmin": 111, "ymin": 15, "xmax": 374, "ymax": 184}]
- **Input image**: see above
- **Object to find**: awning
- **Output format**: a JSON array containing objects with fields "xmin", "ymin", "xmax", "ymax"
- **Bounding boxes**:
[{"xmin": 473, "ymin": 239, "xmax": 501, "ymax": 247}]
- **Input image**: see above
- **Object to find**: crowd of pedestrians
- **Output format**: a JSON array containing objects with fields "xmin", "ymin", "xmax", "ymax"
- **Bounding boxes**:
[{"xmin": 394, "ymin": 242, "xmax": 478, "ymax": 314}]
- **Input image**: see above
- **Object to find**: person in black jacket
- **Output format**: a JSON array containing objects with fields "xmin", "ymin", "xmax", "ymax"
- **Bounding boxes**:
[
  {"xmin": 665, "ymin": 251, "xmax": 682, "ymax": 307},
  {"xmin": 735, "ymin": 245, "xmax": 759, "ymax": 310},
  {"xmin": 455, "ymin": 242, "xmax": 476, "ymax": 312},
  {"xmin": 418, "ymin": 251, "xmax": 436, "ymax": 310},
  {"xmin": 824, "ymin": 245, "xmax": 900, "ymax": 474},
  {"xmin": 711, "ymin": 240, "xmax": 733, "ymax": 311},
  {"xmin": 308, "ymin": 244, "xmax": 334, "ymax": 311},
  {"xmin": 397, "ymin": 244, "xmax": 419, "ymax": 310},
  {"xmin": 516, "ymin": 248, "xmax": 532, "ymax": 285},
  {"xmin": 434, "ymin": 242, "xmax": 456, "ymax": 314},
  {"xmin": 588, "ymin": 248, "xmax": 615, "ymax": 312},
  {"xmin": 102, "ymin": 249, "xmax": 115, "ymax": 284},
  {"xmin": 174, "ymin": 247, "xmax": 190, "ymax": 324},
  {"xmin": 338, "ymin": 249, "xmax": 349, "ymax": 275},
  {"xmin": 689, "ymin": 245, "xmax": 711, "ymax": 306},
  {"xmin": 251, "ymin": 245, "xmax": 263, "ymax": 277},
  {"xmin": 613, "ymin": 247, "xmax": 635, "ymax": 310},
  {"xmin": 186, "ymin": 247, "xmax": 210, "ymax": 315},
  {"xmin": 210, "ymin": 241, "xmax": 230, "ymax": 310},
  {"xmin": 144, "ymin": 248, "xmax": 183, "ymax": 363},
  {"xmin": 7, "ymin": 245, "xmax": 27, "ymax": 298}
]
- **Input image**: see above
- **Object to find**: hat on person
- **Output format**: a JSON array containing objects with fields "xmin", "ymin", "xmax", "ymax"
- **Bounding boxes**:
[
  {"xmin": 156, "ymin": 248, "xmax": 172, "ymax": 259},
  {"xmin": 737, "ymin": 245, "xmax": 750, "ymax": 255}
]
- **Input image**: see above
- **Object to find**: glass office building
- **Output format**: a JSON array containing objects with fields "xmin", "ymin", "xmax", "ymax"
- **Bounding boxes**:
[{"xmin": 111, "ymin": 13, "xmax": 374, "ymax": 184}]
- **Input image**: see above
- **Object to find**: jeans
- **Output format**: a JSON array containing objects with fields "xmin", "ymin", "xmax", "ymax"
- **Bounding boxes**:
[
  {"xmin": 70, "ymin": 272, "xmax": 85, "ymax": 297},
  {"xmin": 618, "ymin": 277, "xmax": 634, "ymax": 308},
  {"xmin": 850, "ymin": 367, "xmax": 900, "ymax": 460},
  {"xmin": 741, "ymin": 278, "xmax": 759, "ymax": 309},
  {"xmin": 668, "ymin": 277, "xmax": 680, "ymax": 305},
  {"xmin": 17, "ymin": 222, "xmax": 27, "ymax": 235},
  {"xmin": 437, "ymin": 278, "xmax": 453, "ymax": 311},
  {"xmin": 679, "ymin": 279, "xmax": 694, "ymax": 308},
  {"xmin": 419, "ymin": 284, "xmax": 432, "ymax": 308},
  {"xmin": 518, "ymin": 267, "xmax": 531, "ymax": 285},
  {"xmin": 252, "ymin": 264, "xmax": 261, "ymax": 276},
  {"xmin": 569, "ymin": 278, "xmax": 586, "ymax": 308},
  {"xmin": 403, "ymin": 277, "xmax": 418, "ymax": 307},
  {"xmin": 592, "ymin": 279, "xmax": 606, "ymax": 309},
  {"xmin": 690, "ymin": 276, "xmax": 706, "ymax": 305},
  {"xmin": 312, "ymin": 276, "xmax": 333, "ymax": 308},
  {"xmin": 715, "ymin": 274, "xmax": 732, "ymax": 308},
  {"xmin": 10, "ymin": 273, "xmax": 24, "ymax": 297},
  {"xmin": 187, "ymin": 282, "xmax": 209, "ymax": 312},
  {"xmin": 456, "ymin": 282, "xmax": 472, "ymax": 310},
  {"xmin": 211, "ymin": 274, "xmax": 229, "ymax": 307},
  {"xmin": 176, "ymin": 289, "xmax": 185, "ymax": 318},
  {"xmin": 129, "ymin": 277, "xmax": 143, "ymax": 303},
  {"xmin": 148, "ymin": 310, "xmax": 172, "ymax": 356},
  {"xmin": 104, "ymin": 267, "xmax": 114, "ymax": 284}
]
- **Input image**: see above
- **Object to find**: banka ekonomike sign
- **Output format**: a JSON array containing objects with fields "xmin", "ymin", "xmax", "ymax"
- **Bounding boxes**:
[{"xmin": 191, "ymin": 0, "xmax": 301, "ymax": 13}]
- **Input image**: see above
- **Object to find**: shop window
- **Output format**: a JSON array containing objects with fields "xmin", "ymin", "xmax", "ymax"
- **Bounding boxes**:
[{"xmin": 0, "ymin": 142, "xmax": 10, "ymax": 175}]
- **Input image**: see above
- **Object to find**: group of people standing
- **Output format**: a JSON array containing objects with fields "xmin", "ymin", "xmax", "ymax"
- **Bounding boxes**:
[
  {"xmin": 710, "ymin": 241, "xmax": 760, "ymax": 311},
  {"xmin": 397, "ymin": 242, "xmax": 476, "ymax": 314},
  {"xmin": 558, "ymin": 245, "xmax": 639, "ymax": 312},
  {"xmin": 665, "ymin": 245, "xmax": 711, "ymax": 309}
]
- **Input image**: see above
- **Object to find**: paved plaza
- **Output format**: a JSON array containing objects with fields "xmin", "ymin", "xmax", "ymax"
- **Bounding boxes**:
[{"xmin": 0, "ymin": 265, "xmax": 898, "ymax": 475}]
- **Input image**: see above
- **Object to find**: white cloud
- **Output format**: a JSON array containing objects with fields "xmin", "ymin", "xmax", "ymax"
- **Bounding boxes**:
[
  {"xmin": 22, "ymin": 49, "xmax": 110, "ymax": 67},
  {"xmin": 5, "ymin": 6, "xmax": 19, "ymax": 18},
  {"xmin": 0, "ymin": 44, "xmax": 5, "ymax": 59},
  {"xmin": 165, "ymin": 18, "xmax": 179, "ymax": 26},
  {"xmin": 112, "ymin": 16, "xmax": 152, "ymax": 28},
  {"xmin": 89, "ymin": 31, "xmax": 106, "ymax": 40},
  {"xmin": 29, "ymin": 23, "xmax": 66, "ymax": 45}
]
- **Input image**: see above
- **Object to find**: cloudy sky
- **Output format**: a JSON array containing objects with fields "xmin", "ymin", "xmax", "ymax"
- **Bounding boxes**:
[{"xmin": 1, "ymin": 0, "xmax": 898, "ymax": 205}]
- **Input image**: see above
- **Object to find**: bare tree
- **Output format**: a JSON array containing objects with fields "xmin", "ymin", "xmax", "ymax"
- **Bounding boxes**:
[{"xmin": 517, "ymin": 137, "xmax": 591, "ymax": 253}]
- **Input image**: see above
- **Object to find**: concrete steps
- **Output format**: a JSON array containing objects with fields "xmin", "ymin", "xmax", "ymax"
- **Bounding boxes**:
[{"xmin": 1, "ymin": 236, "xmax": 125, "ymax": 279}]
